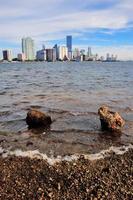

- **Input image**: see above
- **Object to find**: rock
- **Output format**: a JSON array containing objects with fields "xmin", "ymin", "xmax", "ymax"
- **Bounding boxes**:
[
  {"xmin": 26, "ymin": 109, "xmax": 52, "ymax": 128},
  {"xmin": 98, "ymin": 106, "xmax": 125, "ymax": 132}
]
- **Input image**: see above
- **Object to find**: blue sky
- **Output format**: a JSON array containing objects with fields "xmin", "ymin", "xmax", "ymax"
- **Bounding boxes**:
[{"xmin": 0, "ymin": 0, "xmax": 133, "ymax": 60}]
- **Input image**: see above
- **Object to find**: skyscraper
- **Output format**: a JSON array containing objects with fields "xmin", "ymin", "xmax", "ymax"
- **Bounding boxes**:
[
  {"xmin": 73, "ymin": 48, "xmax": 80, "ymax": 60},
  {"xmin": 66, "ymin": 35, "xmax": 72, "ymax": 60},
  {"xmin": 46, "ymin": 49, "xmax": 54, "ymax": 62},
  {"xmin": 53, "ymin": 44, "xmax": 58, "ymax": 60},
  {"xmin": 58, "ymin": 46, "xmax": 68, "ymax": 60},
  {"xmin": 22, "ymin": 37, "xmax": 35, "ymax": 61},
  {"xmin": 36, "ymin": 49, "xmax": 46, "ymax": 61},
  {"xmin": 88, "ymin": 47, "xmax": 92, "ymax": 57},
  {"xmin": 3, "ymin": 50, "xmax": 12, "ymax": 61}
]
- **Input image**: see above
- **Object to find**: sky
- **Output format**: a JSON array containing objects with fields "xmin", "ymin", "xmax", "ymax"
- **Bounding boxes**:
[{"xmin": 0, "ymin": 0, "xmax": 133, "ymax": 60}]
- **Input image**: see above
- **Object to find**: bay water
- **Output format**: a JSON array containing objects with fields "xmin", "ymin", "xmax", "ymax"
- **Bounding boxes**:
[{"xmin": 0, "ymin": 61, "xmax": 133, "ymax": 156}]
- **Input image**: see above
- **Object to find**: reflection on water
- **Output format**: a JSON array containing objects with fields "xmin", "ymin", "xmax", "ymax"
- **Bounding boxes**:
[{"xmin": 0, "ymin": 61, "xmax": 133, "ymax": 156}]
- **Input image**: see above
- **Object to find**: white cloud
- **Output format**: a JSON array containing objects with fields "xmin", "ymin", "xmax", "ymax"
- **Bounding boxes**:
[{"xmin": 0, "ymin": 9, "xmax": 129, "ymax": 39}]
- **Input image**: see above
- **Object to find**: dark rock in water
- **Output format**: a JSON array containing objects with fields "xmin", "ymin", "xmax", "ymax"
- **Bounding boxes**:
[
  {"xmin": 26, "ymin": 109, "xmax": 52, "ymax": 128},
  {"xmin": 98, "ymin": 106, "xmax": 125, "ymax": 132}
]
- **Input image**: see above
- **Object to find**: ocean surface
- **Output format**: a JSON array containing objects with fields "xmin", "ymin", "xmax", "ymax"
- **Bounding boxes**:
[{"xmin": 0, "ymin": 61, "xmax": 133, "ymax": 156}]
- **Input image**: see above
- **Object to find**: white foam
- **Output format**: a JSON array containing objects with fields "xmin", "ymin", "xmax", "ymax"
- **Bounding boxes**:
[
  {"xmin": 0, "ymin": 144, "xmax": 133, "ymax": 165},
  {"xmin": 0, "ymin": 147, "xmax": 79, "ymax": 165},
  {"xmin": 84, "ymin": 144, "xmax": 133, "ymax": 160}
]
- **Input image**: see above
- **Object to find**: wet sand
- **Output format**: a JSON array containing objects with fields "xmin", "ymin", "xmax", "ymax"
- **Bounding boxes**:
[{"xmin": 0, "ymin": 149, "xmax": 133, "ymax": 200}]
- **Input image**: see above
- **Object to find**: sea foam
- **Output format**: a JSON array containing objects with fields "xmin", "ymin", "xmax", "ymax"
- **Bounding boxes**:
[{"xmin": 0, "ymin": 144, "xmax": 133, "ymax": 165}]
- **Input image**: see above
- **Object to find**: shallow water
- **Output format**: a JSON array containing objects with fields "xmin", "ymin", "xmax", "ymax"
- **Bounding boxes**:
[{"xmin": 0, "ymin": 61, "xmax": 133, "ymax": 156}]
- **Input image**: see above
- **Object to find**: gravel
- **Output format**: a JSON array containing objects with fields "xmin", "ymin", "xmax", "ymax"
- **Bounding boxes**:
[{"xmin": 0, "ymin": 149, "xmax": 133, "ymax": 200}]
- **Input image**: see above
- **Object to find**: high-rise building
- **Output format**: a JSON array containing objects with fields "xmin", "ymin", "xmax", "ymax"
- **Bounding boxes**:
[
  {"xmin": 46, "ymin": 49, "xmax": 54, "ymax": 62},
  {"xmin": 73, "ymin": 48, "xmax": 80, "ymax": 59},
  {"xmin": 17, "ymin": 53, "xmax": 25, "ymax": 61},
  {"xmin": 66, "ymin": 35, "xmax": 72, "ymax": 60},
  {"xmin": 106, "ymin": 53, "xmax": 111, "ymax": 61},
  {"xmin": 66, "ymin": 35, "xmax": 72, "ymax": 52},
  {"xmin": 88, "ymin": 47, "xmax": 92, "ymax": 57},
  {"xmin": 3, "ymin": 50, "xmax": 12, "ymax": 61},
  {"xmin": 22, "ymin": 37, "xmax": 35, "ymax": 61},
  {"xmin": 58, "ymin": 46, "xmax": 68, "ymax": 60},
  {"xmin": 36, "ymin": 49, "xmax": 46, "ymax": 61},
  {"xmin": 80, "ymin": 49, "xmax": 85, "ymax": 56},
  {"xmin": 53, "ymin": 44, "xmax": 58, "ymax": 60}
]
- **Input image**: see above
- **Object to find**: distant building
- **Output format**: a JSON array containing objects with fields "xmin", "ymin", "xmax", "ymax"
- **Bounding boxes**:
[
  {"xmin": 46, "ymin": 49, "xmax": 54, "ymax": 62},
  {"xmin": 17, "ymin": 53, "xmax": 25, "ymax": 61},
  {"xmin": 106, "ymin": 53, "xmax": 117, "ymax": 62},
  {"xmin": 106, "ymin": 53, "xmax": 112, "ymax": 61},
  {"xmin": 53, "ymin": 44, "xmax": 58, "ymax": 61},
  {"xmin": 22, "ymin": 37, "xmax": 35, "ymax": 61},
  {"xmin": 88, "ymin": 47, "xmax": 92, "ymax": 57},
  {"xmin": 66, "ymin": 35, "xmax": 72, "ymax": 60},
  {"xmin": 111, "ymin": 54, "xmax": 117, "ymax": 61},
  {"xmin": 80, "ymin": 49, "xmax": 86, "ymax": 61},
  {"xmin": 58, "ymin": 46, "xmax": 68, "ymax": 60},
  {"xmin": 80, "ymin": 49, "xmax": 86, "ymax": 56},
  {"xmin": 73, "ymin": 48, "xmax": 80, "ymax": 60},
  {"xmin": 3, "ymin": 50, "xmax": 12, "ymax": 61},
  {"xmin": 100, "ymin": 56, "xmax": 104, "ymax": 61},
  {"xmin": 95, "ymin": 54, "xmax": 99, "ymax": 61},
  {"xmin": 36, "ymin": 49, "xmax": 46, "ymax": 61}
]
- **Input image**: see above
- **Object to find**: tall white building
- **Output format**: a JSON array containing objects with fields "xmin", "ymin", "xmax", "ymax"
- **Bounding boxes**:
[
  {"xmin": 58, "ymin": 46, "xmax": 68, "ymax": 60},
  {"xmin": 22, "ymin": 37, "xmax": 35, "ymax": 61}
]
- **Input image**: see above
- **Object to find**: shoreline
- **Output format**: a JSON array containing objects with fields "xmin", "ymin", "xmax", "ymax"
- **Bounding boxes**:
[
  {"xmin": 0, "ymin": 147, "xmax": 133, "ymax": 199},
  {"xmin": 0, "ymin": 144, "xmax": 133, "ymax": 164}
]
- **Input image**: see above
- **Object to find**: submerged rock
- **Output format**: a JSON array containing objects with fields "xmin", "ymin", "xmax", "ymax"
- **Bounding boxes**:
[
  {"xmin": 98, "ymin": 106, "xmax": 125, "ymax": 132},
  {"xmin": 26, "ymin": 109, "xmax": 52, "ymax": 128}
]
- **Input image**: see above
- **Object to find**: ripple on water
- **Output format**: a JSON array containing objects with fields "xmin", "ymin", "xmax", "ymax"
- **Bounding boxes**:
[
  {"xmin": 0, "ymin": 62, "xmax": 133, "ymax": 155},
  {"xmin": 0, "ymin": 91, "xmax": 7, "ymax": 95}
]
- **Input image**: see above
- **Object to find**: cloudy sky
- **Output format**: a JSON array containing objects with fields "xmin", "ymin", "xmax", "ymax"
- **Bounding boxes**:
[{"xmin": 0, "ymin": 0, "xmax": 133, "ymax": 60}]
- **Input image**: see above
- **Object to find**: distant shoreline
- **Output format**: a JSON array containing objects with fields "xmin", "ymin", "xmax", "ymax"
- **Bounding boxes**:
[{"xmin": 0, "ymin": 60, "xmax": 132, "ymax": 64}]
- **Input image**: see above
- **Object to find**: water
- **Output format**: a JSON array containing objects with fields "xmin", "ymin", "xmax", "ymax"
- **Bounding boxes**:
[{"xmin": 0, "ymin": 61, "xmax": 133, "ymax": 156}]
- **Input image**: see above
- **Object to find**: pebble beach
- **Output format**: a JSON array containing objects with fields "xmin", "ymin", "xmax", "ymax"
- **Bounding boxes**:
[{"xmin": 0, "ymin": 148, "xmax": 133, "ymax": 200}]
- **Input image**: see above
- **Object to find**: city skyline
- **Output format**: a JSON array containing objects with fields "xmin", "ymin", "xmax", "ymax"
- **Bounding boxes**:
[
  {"xmin": 0, "ymin": 36, "xmax": 118, "ymax": 62},
  {"xmin": 0, "ymin": 0, "xmax": 133, "ymax": 60}
]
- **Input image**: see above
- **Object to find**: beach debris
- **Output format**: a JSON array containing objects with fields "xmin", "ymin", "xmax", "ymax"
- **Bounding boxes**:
[
  {"xmin": 26, "ymin": 109, "xmax": 52, "ymax": 128},
  {"xmin": 98, "ymin": 106, "xmax": 125, "ymax": 132}
]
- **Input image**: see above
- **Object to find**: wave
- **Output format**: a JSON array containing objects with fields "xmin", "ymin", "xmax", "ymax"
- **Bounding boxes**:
[
  {"xmin": 48, "ymin": 108, "xmax": 97, "ymax": 116},
  {"xmin": 0, "ymin": 144, "xmax": 132, "ymax": 165},
  {"xmin": 0, "ymin": 111, "xmax": 11, "ymax": 116}
]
